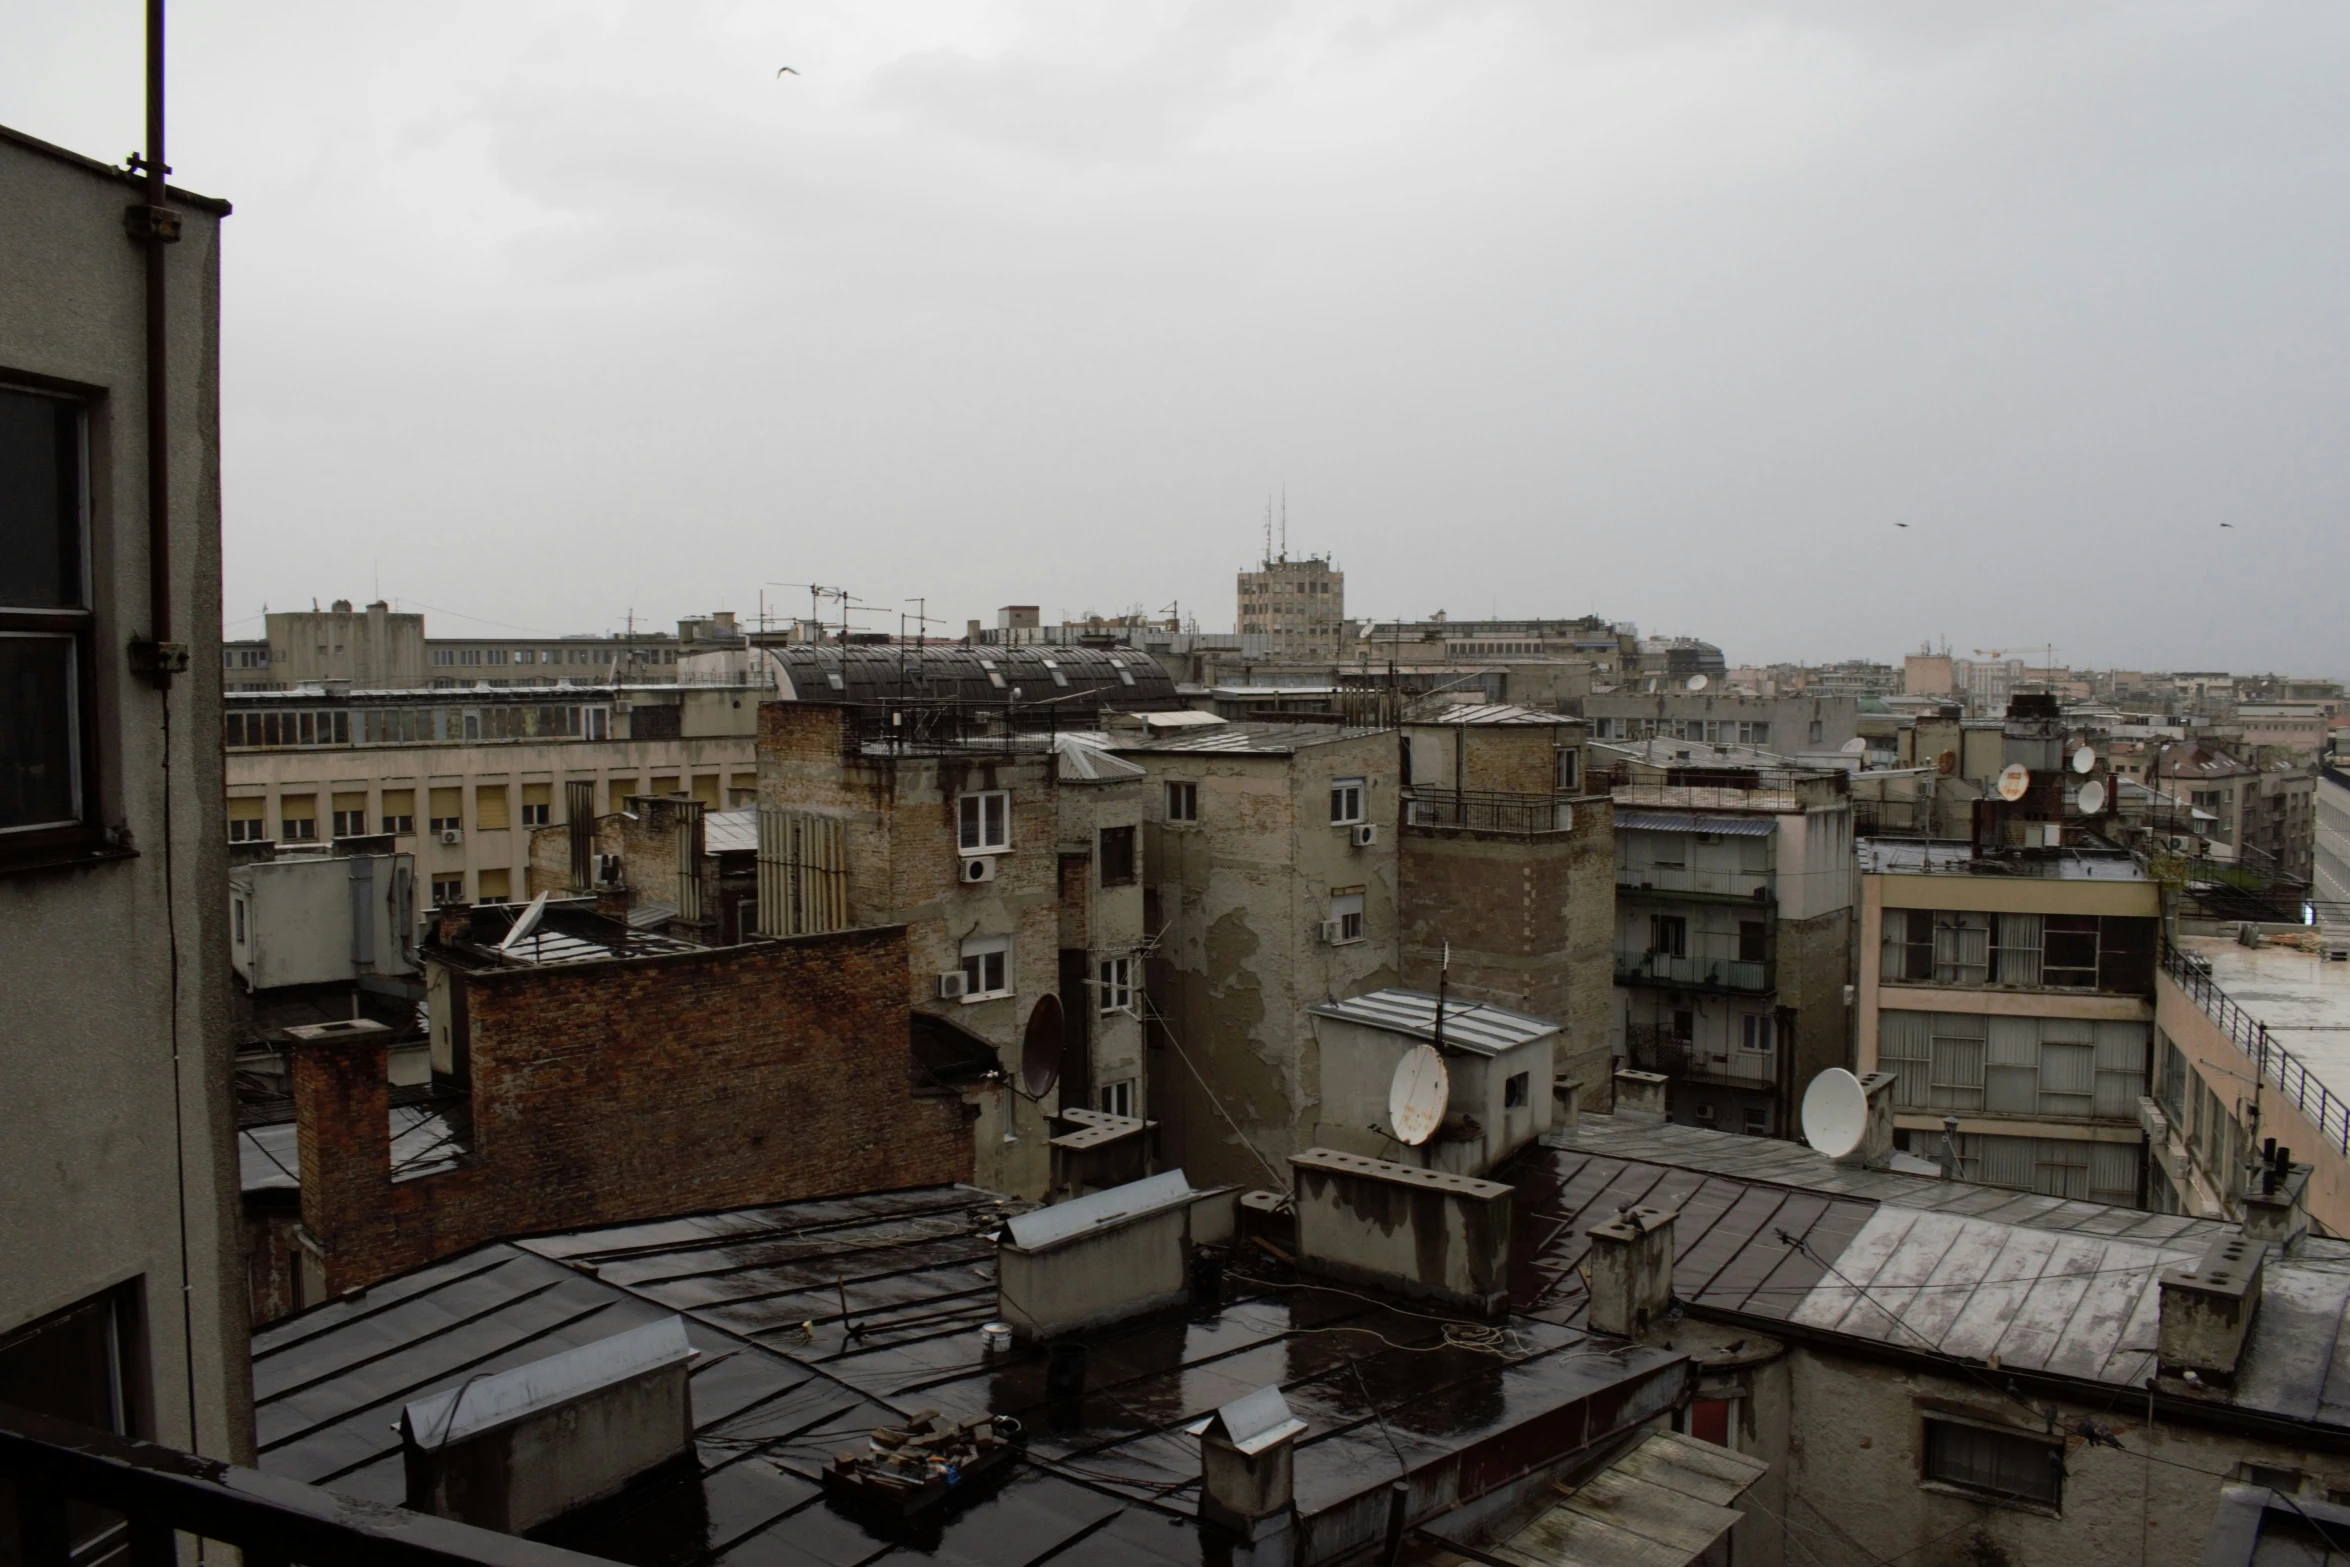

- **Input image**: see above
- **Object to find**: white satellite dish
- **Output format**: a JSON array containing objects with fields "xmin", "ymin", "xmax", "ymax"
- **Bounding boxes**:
[
  {"xmin": 1389, "ymin": 1043, "xmax": 1450, "ymax": 1147},
  {"xmin": 2077, "ymin": 778, "xmax": 2107, "ymax": 815},
  {"xmin": 1686, "ymin": 674, "xmax": 1709, "ymax": 691},
  {"xmin": 497, "ymin": 890, "xmax": 550, "ymax": 953},
  {"xmin": 1996, "ymin": 763, "xmax": 2031, "ymax": 803},
  {"xmin": 1800, "ymin": 1068, "xmax": 1868, "ymax": 1160},
  {"xmin": 1841, "ymin": 737, "xmax": 1868, "ymax": 755},
  {"xmin": 2071, "ymin": 745, "xmax": 2096, "ymax": 775}
]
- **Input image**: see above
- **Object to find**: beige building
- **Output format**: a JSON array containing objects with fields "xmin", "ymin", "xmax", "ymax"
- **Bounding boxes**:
[
  {"xmin": 223, "ymin": 682, "xmax": 761, "ymax": 907},
  {"xmin": 223, "ymin": 604, "xmax": 742, "ymax": 692},
  {"xmin": 1, "ymin": 123, "xmax": 251, "ymax": 1487},
  {"xmin": 1235, "ymin": 550, "xmax": 1343, "ymax": 660}
]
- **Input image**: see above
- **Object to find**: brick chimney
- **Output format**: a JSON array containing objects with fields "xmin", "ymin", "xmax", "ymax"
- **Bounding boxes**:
[
  {"xmin": 1586, "ymin": 1205, "xmax": 1678, "ymax": 1338},
  {"xmin": 290, "ymin": 1019, "xmax": 394, "ymax": 1298},
  {"xmin": 1835, "ymin": 1071, "xmax": 1900, "ymax": 1170}
]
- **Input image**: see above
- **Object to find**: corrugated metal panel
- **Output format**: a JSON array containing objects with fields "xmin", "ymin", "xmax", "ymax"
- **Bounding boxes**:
[
  {"xmin": 1003, "ymin": 1170, "xmax": 1194, "ymax": 1251},
  {"xmin": 1614, "ymin": 810, "xmax": 1777, "ymax": 837},
  {"xmin": 757, "ymin": 807, "xmax": 847, "ymax": 937},
  {"xmin": 1308, "ymin": 988, "xmax": 1559, "ymax": 1056}
]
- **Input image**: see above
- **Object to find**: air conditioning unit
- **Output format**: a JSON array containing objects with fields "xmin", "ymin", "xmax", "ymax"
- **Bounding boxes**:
[
  {"xmin": 1351, "ymin": 823, "xmax": 1378, "ymax": 848},
  {"xmin": 961, "ymin": 855, "xmax": 998, "ymax": 884},
  {"xmin": 440, "ymin": 828, "xmax": 463, "ymax": 846},
  {"xmin": 936, "ymin": 971, "xmax": 969, "ymax": 1000},
  {"xmin": 1316, "ymin": 919, "xmax": 1343, "ymax": 944}
]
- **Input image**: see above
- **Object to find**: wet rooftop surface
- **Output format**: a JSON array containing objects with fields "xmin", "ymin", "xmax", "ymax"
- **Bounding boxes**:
[
  {"xmin": 2178, "ymin": 933, "xmax": 2350, "ymax": 1091},
  {"xmin": 254, "ymin": 1185, "xmax": 1678, "ymax": 1566}
]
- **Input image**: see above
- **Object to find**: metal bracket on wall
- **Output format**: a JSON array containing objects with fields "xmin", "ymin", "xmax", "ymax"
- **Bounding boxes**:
[
  {"xmin": 129, "ymin": 637, "xmax": 190, "ymax": 687},
  {"xmin": 123, "ymin": 203, "xmax": 182, "ymax": 243}
]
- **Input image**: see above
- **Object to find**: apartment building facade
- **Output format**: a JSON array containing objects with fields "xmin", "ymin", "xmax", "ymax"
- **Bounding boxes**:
[
  {"xmin": 1604, "ymin": 754, "xmax": 1854, "ymax": 1137},
  {"xmin": 223, "ymin": 682, "xmax": 761, "ymax": 908},
  {"xmin": 221, "ymin": 603, "xmax": 742, "ymax": 692},
  {"xmin": 1, "ymin": 124, "xmax": 252, "ymax": 1492},
  {"xmin": 1583, "ymin": 689, "xmax": 1860, "ymax": 757},
  {"xmin": 1234, "ymin": 551, "xmax": 1344, "ymax": 660}
]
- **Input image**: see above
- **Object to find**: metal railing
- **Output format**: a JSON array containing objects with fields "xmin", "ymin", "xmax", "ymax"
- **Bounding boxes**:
[
  {"xmin": 1614, "ymin": 951, "xmax": 1773, "ymax": 993},
  {"xmin": 2162, "ymin": 943, "xmax": 2350, "ymax": 1156},
  {"xmin": 0, "ymin": 1402, "xmax": 603, "ymax": 1566},
  {"xmin": 1400, "ymin": 787, "xmax": 1580, "ymax": 836},
  {"xmin": 1623, "ymin": 1023, "xmax": 1773, "ymax": 1087}
]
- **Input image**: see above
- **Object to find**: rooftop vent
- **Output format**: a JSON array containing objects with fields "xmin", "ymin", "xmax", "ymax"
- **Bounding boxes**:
[
  {"xmin": 1587, "ymin": 1206, "xmax": 1678, "ymax": 1338},
  {"xmin": 997, "ymin": 1170, "xmax": 1200, "ymax": 1341},
  {"xmin": 1612, "ymin": 1069, "xmax": 1669, "ymax": 1127},
  {"xmin": 401, "ymin": 1315, "xmax": 696, "ymax": 1534},
  {"xmin": 1188, "ymin": 1386, "xmax": 1305, "ymax": 1545}
]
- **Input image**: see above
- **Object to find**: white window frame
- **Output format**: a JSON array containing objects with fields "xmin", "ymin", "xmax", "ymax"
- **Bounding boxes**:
[
  {"xmin": 1099, "ymin": 1080, "xmax": 1134, "ymax": 1118},
  {"xmin": 1742, "ymin": 1014, "xmax": 1775, "ymax": 1052},
  {"xmin": 1330, "ymin": 891, "xmax": 1365, "ymax": 944},
  {"xmin": 1166, "ymin": 780, "xmax": 1198, "ymax": 822},
  {"xmin": 959, "ymin": 790, "xmax": 1011, "ymax": 855},
  {"xmin": 1330, "ymin": 777, "xmax": 1365, "ymax": 826},
  {"xmin": 960, "ymin": 933, "xmax": 1012, "ymax": 1000},
  {"xmin": 1098, "ymin": 955, "xmax": 1135, "ymax": 1015}
]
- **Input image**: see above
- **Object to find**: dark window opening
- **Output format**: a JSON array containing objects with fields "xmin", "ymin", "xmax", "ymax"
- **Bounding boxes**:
[
  {"xmin": 1504, "ymin": 1072, "xmax": 1530, "ymax": 1109},
  {"xmin": 1099, "ymin": 825, "xmax": 1136, "ymax": 887},
  {"xmin": 1738, "ymin": 920, "xmax": 1767, "ymax": 964},
  {"xmin": 0, "ymin": 384, "xmax": 92, "ymax": 843},
  {"xmin": 1922, "ymin": 1418, "xmax": 2062, "ymax": 1510}
]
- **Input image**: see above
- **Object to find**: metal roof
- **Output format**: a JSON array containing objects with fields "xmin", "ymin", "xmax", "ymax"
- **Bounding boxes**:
[
  {"xmin": 1614, "ymin": 810, "xmax": 1778, "ymax": 837},
  {"xmin": 1104, "ymin": 722, "xmax": 1388, "ymax": 755},
  {"xmin": 1052, "ymin": 733, "xmax": 1148, "ymax": 783},
  {"xmin": 765, "ymin": 645, "xmax": 1180, "ymax": 712},
  {"xmin": 240, "ymin": 1101, "xmax": 468, "ymax": 1194},
  {"xmin": 1001, "ymin": 1170, "xmax": 1195, "ymax": 1251},
  {"xmin": 1492, "ymin": 1430, "xmax": 1767, "ymax": 1567},
  {"xmin": 1403, "ymin": 704, "xmax": 1574, "ymax": 727},
  {"xmin": 1308, "ymin": 988, "xmax": 1559, "ymax": 1057},
  {"xmin": 1518, "ymin": 1118, "xmax": 2350, "ymax": 1419},
  {"xmin": 402, "ymin": 1316, "xmax": 695, "ymax": 1448},
  {"xmin": 702, "ymin": 807, "xmax": 758, "ymax": 853},
  {"xmin": 251, "ymin": 1183, "xmax": 1684, "ymax": 1567}
]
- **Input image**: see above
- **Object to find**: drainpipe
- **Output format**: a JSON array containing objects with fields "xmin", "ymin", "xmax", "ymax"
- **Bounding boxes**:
[{"xmin": 128, "ymin": 0, "xmax": 186, "ymax": 687}]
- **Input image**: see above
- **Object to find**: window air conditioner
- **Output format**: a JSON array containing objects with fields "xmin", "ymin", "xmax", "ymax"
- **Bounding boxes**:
[
  {"xmin": 962, "ymin": 855, "xmax": 998, "ymax": 884},
  {"xmin": 937, "ymin": 971, "xmax": 969, "ymax": 1000},
  {"xmin": 1316, "ymin": 919, "xmax": 1342, "ymax": 944},
  {"xmin": 440, "ymin": 828, "xmax": 463, "ymax": 846},
  {"xmin": 1351, "ymin": 823, "xmax": 1378, "ymax": 848}
]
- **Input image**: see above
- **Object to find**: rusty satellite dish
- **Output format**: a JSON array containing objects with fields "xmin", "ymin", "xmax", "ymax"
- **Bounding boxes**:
[
  {"xmin": 1389, "ymin": 1043, "xmax": 1450, "ymax": 1147},
  {"xmin": 1935, "ymin": 750, "xmax": 1958, "ymax": 776},
  {"xmin": 2077, "ymin": 778, "xmax": 2107, "ymax": 815},
  {"xmin": 1996, "ymin": 763, "xmax": 2031, "ymax": 803},
  {"xmin": 2072, "ymin": 745, "xmax": 2097, "ymax": 775},
  {"xmin": 1020, "ymin": 994, "xmax": 1063, "ymax": 1096}
]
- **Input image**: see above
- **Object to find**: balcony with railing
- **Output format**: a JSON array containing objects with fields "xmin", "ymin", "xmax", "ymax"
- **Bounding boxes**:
[
  {"xmin": 1623, "ymin": 1022, "xmax": 1775, "ymax": 1088},
  {"xmin": 1401, "ymin": 787, "xmax": 1583, "ymax": 836},
  {"xmin": 0, "ymin": 1402, "xmax": 599, "ymax": 1567},
  {"xmin": 2163, "ymin": 942, "xmax": 2350, "ymax": 1156},
  {"xmin": 1614, "ymin": 948, "xmax": 1774, "ymax": 994},
  {"xmin": 1616, "ymin": 864, "xmax": 1774, "ymax": 906}
]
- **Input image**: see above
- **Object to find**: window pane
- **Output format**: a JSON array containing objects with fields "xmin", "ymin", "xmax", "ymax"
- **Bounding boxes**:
[
  {"xmin": 0, "ymin": 388, "xmax": 82, "ymax": 608},
  {"xmin": 0, "ymin": 634, "xmax": 79, "ymax": 830}
]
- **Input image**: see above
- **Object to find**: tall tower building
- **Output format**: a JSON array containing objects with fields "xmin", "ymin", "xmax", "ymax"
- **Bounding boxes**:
[{"xmin": 1235, "ymin": 550, "xmax": 1343, "ymax": 661}]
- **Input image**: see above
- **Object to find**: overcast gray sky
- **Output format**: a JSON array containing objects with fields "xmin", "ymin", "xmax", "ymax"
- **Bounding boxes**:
[{"xmin": 8, "ymin": 2, "xmax": 2346, "ymax": 671}]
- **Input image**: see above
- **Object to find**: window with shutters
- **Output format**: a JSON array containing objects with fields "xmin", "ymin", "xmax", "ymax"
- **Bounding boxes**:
[
  {"xmin": 431, "ymin": 874, "xmax": 465, "ymax": 905},
  {"xmin": 381, "ymin": 788, "xmax": 415, "ymax": 835},
  {"xmin": 474, "ymin": 784, "xmax": 509, "ymax": 831},
  {"xmin": 1933, "ymin": 911, "xmax": 1991, "ymax": 986},
  {"xmin": 478, "ymin": 868, "xmax": 512, "ymax": 902},
  {"xmin": 227, "ymin": 797, "xmax": 266, "ymax": 842},
  {"xmin": 1921, "ymin": 1417, "xmax": 2062, "ymax": 1512},
  {"xmin": 279, "ymin": 794, "xmax": 319, "ymax": 842},
  {"xmin": 1330, "ymin": 891, "xmax": 1365, "ymax": 944},
  {"xmin": 520, "ymin": 782, "xmax": 552, "ymax": 826},
  {"xmin": 428, "ymin": 787, "xmax": 462, "ymax": 834},
  {"xmin": 330, "ymin": 791, "xmax": 368, "ymax": 837}
]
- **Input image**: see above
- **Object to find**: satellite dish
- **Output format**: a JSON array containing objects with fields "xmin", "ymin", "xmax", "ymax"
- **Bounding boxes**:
[
  {"xmin": 497, "ymin": 891, "xmax": 550, "ymax": 952},
  {"xmin": 1801, "ymin": 1069, "xmax": 1868, "ymax": 1160},
  {"xmin": 1389, "ymin": 1043, "xmax": 1450, "ymax": 1147},
  {"xmin": 1020, "ymin": 995, "xmax": 1063, "ymax": 1096},
  {"xmin": 1841, "ymin": 737, "xmax": 1868, "ymax": 755},
  {"xmin": 1686, "ymin": 674, "xmax": 1709, "ymax": 691},
  {"xmin": 2071, "ymin": 745, "xmax": 2096, "ymax": 775},
  {"xmin": 1997, "ymin": 763, "xmax": 2031, "ymax": 803},
  {"xmin": 1935, "ymin": 750, "xmax": 1958, "ymax": 776},
  {"xmin": 2077, "ymin": 778, "xmax": 2107, "ymax": 815}
]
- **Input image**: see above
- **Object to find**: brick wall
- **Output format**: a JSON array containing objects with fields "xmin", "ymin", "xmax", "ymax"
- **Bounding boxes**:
[{"xmin": 292, "ymin": 924, "xmax": 970, "ymax": 1296}]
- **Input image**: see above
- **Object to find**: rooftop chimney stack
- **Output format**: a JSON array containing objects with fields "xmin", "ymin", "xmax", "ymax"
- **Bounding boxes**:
[
  {"xmin": 1835, "ymin": 1072, "xmax": 1900, "ymax": 1170},
  {"xmin": 2159, "ymin": 1232, "xmax": 2270, "ymax": 1384},
  {"xmin": 2243, "ymin": 1141, "xmax": 2310, "ymax": 1251},
  {"xmin": 1586, "ymin": 1205, "xmax": 1678, "ymax": 1338},
  {"xmin": 1612, "ymin": 1069, "xmax": 1669, "ymax": 1127}
]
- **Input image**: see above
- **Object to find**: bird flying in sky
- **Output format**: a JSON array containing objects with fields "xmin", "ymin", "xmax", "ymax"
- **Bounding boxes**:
[
  {"xmin": 777, "ymin": 66, "xmax": 798, "ymax": 76},
  {"xmin": 1894, "ymin": 522, "xmax": 1909, "ymax": 529}
]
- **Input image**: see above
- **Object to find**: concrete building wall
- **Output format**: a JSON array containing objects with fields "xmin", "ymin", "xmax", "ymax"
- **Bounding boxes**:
[
  {"xmin": 1585, "ymin": 692, "xmax": 1859, "ymax": 754},
  {"xmin": 1308, "ymin": 1015, "xmax": 1553, "ymax": 1174},
  {"xmin": 229, "ymin": 849, "xmax": 415, "ymax": 988},
  {"xmin": 262, "ymin": 602, "xmax": 424, "ymax": 688},
  {"xmin": 1135, "ymin": 732, "xmax": 1401, "ymax": 1191},
  {"xmin": 293, "ymin": 925, "xmax": 969, "ymax": 1295},
  {"xmin": 0, "ymin": 129, "xmax": 250, "ymax": 1459}
]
